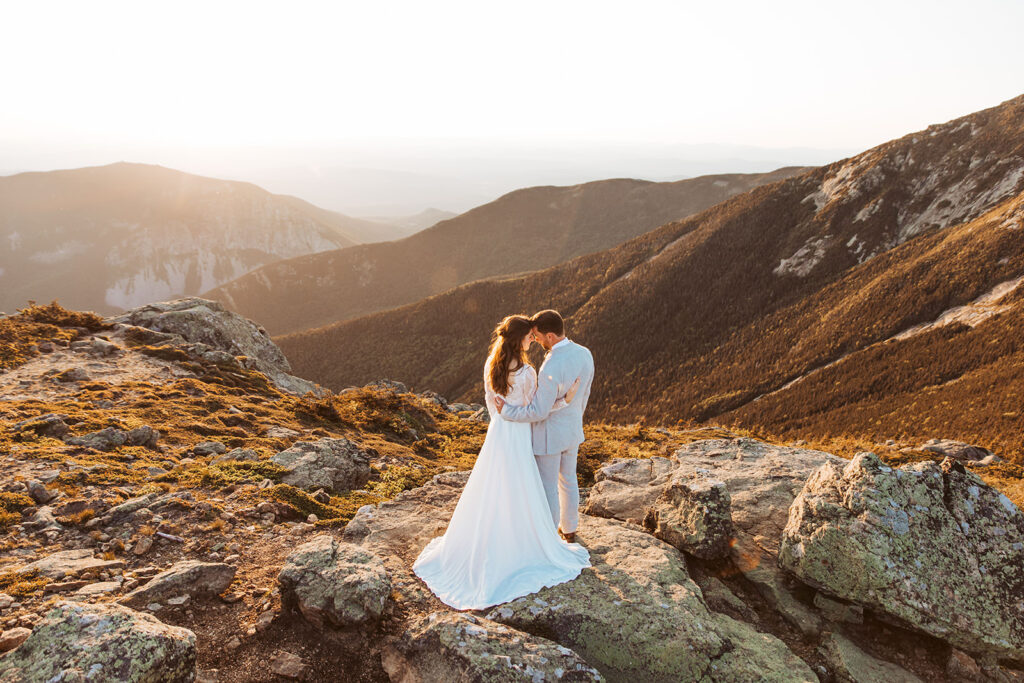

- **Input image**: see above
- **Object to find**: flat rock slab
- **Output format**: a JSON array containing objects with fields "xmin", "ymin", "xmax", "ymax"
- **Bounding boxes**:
[
  {"xmin": 780, "ymin": 452, "xmax": 1024, "ymax": 660},
  {"xmin": 119, "ymin": 560, "xmax": 236, "ymax": 608},
  {"xmin": 819, "ymin": 632, "xmax": 924, "ymax": 683},
  {"xmin": 383, "ymin": 612, "xmax": 604, "ymax": 682},
  {"xmin": 18, "ymin": 549, "xmax": 125, "ymax": 580},
  {"xmin": 0, "ymin": 601, "xmax": 195, "ymax": 682}
]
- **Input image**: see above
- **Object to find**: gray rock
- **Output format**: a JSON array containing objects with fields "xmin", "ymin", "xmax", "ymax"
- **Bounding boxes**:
[
  {"xmin": 127, "ymin": 425, "xmax": 161, "ymax": 449},
  {"xmin": 193, "ymin": 441, "xmax": 227, "ymax": 456},
  {"xmin": 21, "ymin": 506, "xmax": 62, "ymax": 533},
  {"xmin": 73, "ymin": 337, "xmax": 121, "ymax": 357},
  {"xmin": 814, "ymin": 592, "xmax": 864, "ymax": 625},
  {"xmin": 212, "ymin": 448, "xmax": 261, "ymax": 464},
  {"xmin": 18, "ymin": 549, "xmax": 125, "ymax": 579},
  {"xmin": 0, "ymin": 601, "xmax": 195, "ymax": 682},
  {"xmin": 65, "ymin": 426, "xmax": 128, "ymax": 451},
  {"xmin": 54, "ymin": 367, "xmax": 89, "ymax": 382},
  {"xmin": 119, "ymin": 561, "xmax": 236, "ymax": 608},
  {"xmin": 643, "ymin": 470, "xmax": 734, "ymax": 559},
  {"xmin": 269, "ymin": 651, "xmax": 307, "ymax": 680},
  {"xmin": 584, "ymin": 438, "xmax": 841, "ymax": 637},
  {"xmin": 278, "ymin": 535, "xmax": 390, "ymax": 629},
  {"xmin": 343, "ymin": 472, "xmax": 815, "ymax": 683},
  {"xmin": 108, "ymin": 297, "xmax": 322, "ymax": 396},
  {"xmin": 266, "ymin": 426, "xmax": 301, "ymax": 439},
  {"xmin": 582, "ymin": 456, "xmax": 676, "ymax": 522},
  {"xmin": 780, "ymin": 452, "xmax": 1024, "ymax": 660},
  {"xmin": 383, "ymin": 612, "xmax": 604, "ymax": 683},
  {"xmin": 271, "ymin": 439, "xmax": 370, "ymax": 492},
  {"xmin": 818, "ymin": 632, "xmax": 924, "ymax": 683},
  {"xmin": 12, "ymin": 414, "xmax": 69, "ymax": 439},
  {"xmin": 104, "ymin": 492, "xmax": 169, "ymax": 522},
  {"xmin": 487, "ymin": 516, "xmax": 816, "ymax": 682},
  {"xmin": 920, "ymin": 438, "xmax": 993, "ymax": 462},
  {"xmin": 25, "ymin": 480, "xmax": 56, "ymax": 505}
]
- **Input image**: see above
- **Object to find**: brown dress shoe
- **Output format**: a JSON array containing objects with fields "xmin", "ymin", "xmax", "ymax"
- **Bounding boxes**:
[{"xmin": 558, "ymin": 528, "xmax": 577, "ymax": 543}]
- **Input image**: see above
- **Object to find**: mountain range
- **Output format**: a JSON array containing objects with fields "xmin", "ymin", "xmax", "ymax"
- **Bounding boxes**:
[
  {"xmin": 0, "ymin": 162, "xmax": 398, "ymax": 315},
  {"xmin": 277, "ymin": 94, "xmax": 1024, "ymax": 457},
  {"xmin": 204, "ymin": 167, "xmax": 807, "ymax": 335}
]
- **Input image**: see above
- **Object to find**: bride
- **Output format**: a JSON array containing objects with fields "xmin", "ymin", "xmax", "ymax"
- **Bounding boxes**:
[{"xmin": 413, "ymin": 314, "xmax": 591, "ymax": 610}]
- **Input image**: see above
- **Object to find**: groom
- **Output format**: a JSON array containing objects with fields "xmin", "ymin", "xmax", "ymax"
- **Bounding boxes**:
[{"xmin": 495, "ymin": 310, "xmax": 594, "ymax": 542}]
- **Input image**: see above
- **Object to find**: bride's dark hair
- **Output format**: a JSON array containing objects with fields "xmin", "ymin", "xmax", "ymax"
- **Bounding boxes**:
[{"xmin": 487, "ymin": 314, "xmax": 533, "ymax": 396}]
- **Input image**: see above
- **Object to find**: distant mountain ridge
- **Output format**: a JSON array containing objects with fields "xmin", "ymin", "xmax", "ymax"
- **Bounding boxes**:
[
  {"xmin": 204, "ymin": 167, "xmax": 809, "ymax": 335},
  {"xmin": 276, "ymin": 94, "xmax": 1024, "ymax": 458},
  {"xmin": 0, "ymin": 162, "xmax": 396, "ymax": 314}
]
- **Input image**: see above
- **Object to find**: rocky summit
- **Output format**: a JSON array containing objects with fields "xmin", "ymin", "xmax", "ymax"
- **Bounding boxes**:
[{"xmin": 2, "ymin": 298, "xmax": 1023, "ymax": 681}]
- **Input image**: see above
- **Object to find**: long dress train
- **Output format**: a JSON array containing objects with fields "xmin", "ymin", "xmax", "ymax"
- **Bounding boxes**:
[{"xmin": 412, "ymin": 363, "xmax": 590, "ymax": 610}]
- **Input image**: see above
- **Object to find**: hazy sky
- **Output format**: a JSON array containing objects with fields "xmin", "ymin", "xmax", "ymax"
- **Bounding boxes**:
[
  {"xmin": 2, "ymin": 0, "xmax": 1023, "ymax": 213},
  {"xmin": 5, "ymin": 0, "xmax": 1023, "ymax": 148}
]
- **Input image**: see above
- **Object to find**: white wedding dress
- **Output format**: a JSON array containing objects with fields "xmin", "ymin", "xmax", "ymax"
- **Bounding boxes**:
[{"xmin": 413, "ymin": 362, "xmax": 591, "ymax": 610}]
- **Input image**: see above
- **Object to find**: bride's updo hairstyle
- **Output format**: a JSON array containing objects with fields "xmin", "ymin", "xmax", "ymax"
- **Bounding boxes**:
[{"xmin": 487, "ymin": 314, "xmax": 533, "ymax": 396}]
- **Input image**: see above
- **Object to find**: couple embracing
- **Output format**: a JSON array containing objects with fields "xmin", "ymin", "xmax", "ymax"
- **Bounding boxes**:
[{"xmin": 413, "ymin": 309, "xmax": 595, "ymax": 610}]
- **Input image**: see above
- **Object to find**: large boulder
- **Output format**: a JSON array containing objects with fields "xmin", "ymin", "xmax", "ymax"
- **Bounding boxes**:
[
  {"xmin": 119, "ymin": 560, "xmax": 236, "ymax": 608},
  {"xmin": 486, "ymin": 516, "xmax": 815, "ymax": 683},
  {"xmin": 278, "ymin": 535, "xmax": 390, "ymax": 629},
  {"xmin": 779, "ymin": 452, "xmax": 1024, "ymax": 660},
  {"xmin": 0, "ymin": 601, "xmax": 195, "ymax": 682},
  {"xmin": 584, "ymin": 438, "xmax": 842, "ymax": 635},
  {"xmin": 271, "ymin": 439, "xmax": 371, "ymax": 492},
  {"xmin": 344, "ymin": 470, "xmax": 816, "ymax": 683},
  {"xmin": 642, "ymin": 470, "xmax": 734, "ymax": 559},
  {"xmin": 109, "ymin": 297, "xmax": 321, "ymax": 396},
  {"xmin": 383, "ymin": 612, "xmax": 604, "ymax": 683}
]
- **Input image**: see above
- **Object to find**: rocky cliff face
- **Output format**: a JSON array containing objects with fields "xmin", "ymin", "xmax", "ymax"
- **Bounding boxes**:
[{"xmin": 0, "ymin": 162, "xmax": 392, "ymax": 314}]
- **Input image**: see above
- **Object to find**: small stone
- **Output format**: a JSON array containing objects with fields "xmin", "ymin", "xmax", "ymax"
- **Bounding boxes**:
[
  {"xmin": 147, "ymin": 603, "xmax": 163, "ymax": 611},
  {"xmin": 306, "ymin": 514, "xmax": 318, "ymax": 524},
  {"xmin": 193, "ymin": 441, "xmax": 227, "ymax": 456},
  {"xmin": 226, "ymin": 636, "xmax": 242, "ymax": 650},
  {"xmin": 270, "ymin": 651, "xmax": 307, "ymax": 679},
  {"xmin": 167, "ymin": 595, "xmax": 190, "ymax": 606},
  {"xmin": 255, "ymin": 610, "xmax": 275, "ymax": 632},
  {"xmin": 220, "ymin": 592, "xmax": 244, "ymax": 604},
  {"xmin": 134, "ymin": 535, "xmax": 154, "ymax": 555},
  {"xmin": 55, "ymin": 367, "xmax": 90, "ymax": 383}
]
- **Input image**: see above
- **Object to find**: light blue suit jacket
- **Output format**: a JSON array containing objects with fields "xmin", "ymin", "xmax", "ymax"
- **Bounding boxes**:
[{"xmin": 500, "ymin": 339, "xmax": 595, "ymax": 455}]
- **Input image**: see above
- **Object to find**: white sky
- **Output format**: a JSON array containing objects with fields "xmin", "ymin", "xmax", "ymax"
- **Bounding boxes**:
[{"xmin": 2, "ymin": 0, "xmax": 1022, "ymax": 157}]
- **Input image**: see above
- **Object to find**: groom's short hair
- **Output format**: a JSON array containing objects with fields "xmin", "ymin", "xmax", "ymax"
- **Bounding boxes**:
[{"xmin": 531, "ymin": 310, "xmax": 564, "ymax": 336}]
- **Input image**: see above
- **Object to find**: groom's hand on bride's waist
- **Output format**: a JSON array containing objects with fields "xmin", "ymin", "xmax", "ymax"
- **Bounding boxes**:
[{"xmin": 494, "ymin": 396, "xmax": 505, "ymax": 413}]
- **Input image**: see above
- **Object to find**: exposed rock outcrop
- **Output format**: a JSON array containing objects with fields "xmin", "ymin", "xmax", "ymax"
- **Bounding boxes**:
[
  {"xmin": 109, "ymin": 297, "xmax": 322, "ymax": 395},
  {"xmin": 780, "ymin": 452, "xmax": 1024, "ymax": 660},
  {"xmin": 642, "ymin": 470, "xmax": 734, "ymax": 559},
  {"xmin": 0, "ymin": 601, "xmax": 195, "ymax": 682},
  {"xmin": 271, "ymin": 438, "xmax": 371, "ymax": 492},
  {"xmin": 383, "ymin": 612, "xmax": 604, "ymax": 683},
  {"xmin": 278, "ymin": 535, "xmax": 391, "ymax": 629},
  {"xmin": 585, "ymin": 437, "xmax": 842, "ymax": 636},
  {"xmin": 344, "ymin": 469, "xmax": 816, "ymax": 682}
]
